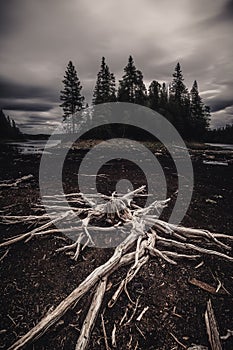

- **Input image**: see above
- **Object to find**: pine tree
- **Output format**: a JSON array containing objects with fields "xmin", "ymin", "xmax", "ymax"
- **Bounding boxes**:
[
  {"xmin": 0, "ymin": 110, "xmax": 20, "ymax": 139},
  {"xmin": 110, "ymin": 73, "xmax": 117, "ymax": 102},
  {"xmin": 204, "ymin": 105, "xmax": 211, "ymax": 126},
  {"xmin": 60, "ymin": 61, "xmax": 85, "ymax": 132},
  {"xmin": 148, "ymin": 80, "xmax": 161, "ymax": 111},
  {"xmin": 134, "ymin": 70, "xmax": 147, "ymax": 105},
  {"xmin": 190, "ymin": 80, "xmax": 203, "ymax": 118},
  {"xmin": 169, "ymin": 62, "xmax": 189, "ymax": 106},
  {"xmin": 169, "ymin": 63, "xmax": 190, "ymax": 135},
  {"xmin": 12, "ymin": 119, "xmax": 16, "ymax": 129},
  {"xmin": 118, "ymin": 56, "xmax": 147, "ymax": 105},
  {"xmin": 160, "ymin": 83, "xmax": 168, "ymax": 108},
  {"xmin": 190, "ymin": 80, "xmax": 210, "ymax": 139},
  {"xmin": 92, "ymin": 57, "xmax": 116, "ymax": 105},
  {"xmin": 92, "ymin": 58, "xmax": 105, "ymax": 105}
]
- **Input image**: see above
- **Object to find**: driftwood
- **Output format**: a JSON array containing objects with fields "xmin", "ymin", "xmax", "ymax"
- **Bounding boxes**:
[
  {"xmin": 189, "ymin": 278, "xmax": 226, "ymax": 295},
  {"xmin": 0, "ymin": 174, "xmax": 33, "ymax": 188},
  {"xmin": 1, "ymin": 186, "xmax": 232, "ymax": 350},
  {"xmin": 75, "ymin": 277, "xmax": 108, "ymax": 350},
  {"xmin": 205, "ymin": 299, "xmax": 222, "ymax": 350}
]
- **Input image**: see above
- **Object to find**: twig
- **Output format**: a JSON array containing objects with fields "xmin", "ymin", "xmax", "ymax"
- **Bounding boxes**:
[
  {"xmin": 221, "ymin": 329, "xmax": 233, "ymax": 340},
  {"xmin": 125, "ymin": 297, "xmax": 140, "ymax": 325},
  {"xmin": 0, "ymin": 175, "xmax": 33, "ymax": 188},
  {"xmin": 75, "ymin": 277, "xmax": 107, "ymax": 350},
  {"xmin": 0, "ymin": 249, "xmax": 9, "ymax": 262},
  {"xmin": 136, "ymin": 306, "xmax": 149, "ymax": 321},
  {"xmin": 101, "ymin": 314, "xmax": 110, "ymax": 350},
  {"xmin": 205, "ymin": 299, "xmax": 222, "ymax": 350},
  {"xmin": 170, "ymin": 332, "xmax": 187, "ymax": 349},
  {"xmin": 189, "ymin": 278, "xmax": 225, "ymax": 295},
  {"xmin": 111, "ymin": 323, "xmax": 117, "ymax": 348}
]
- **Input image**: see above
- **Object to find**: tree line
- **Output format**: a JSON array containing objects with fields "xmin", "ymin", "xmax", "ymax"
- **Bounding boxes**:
[
  {"xmin": 206, "ymin": 124, "xmax": 233, "ymax": 144},
  {"xmin": 0, "ymin": 109, "xmax": 21, "ymax": 140},
  {"xmin": 60, "ymin": 56, "xmax": 210, "ymax": 140}
]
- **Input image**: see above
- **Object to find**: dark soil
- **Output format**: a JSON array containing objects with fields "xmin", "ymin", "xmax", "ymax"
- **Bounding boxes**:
[{"xmin": 0, "ymin": 141, "xmax": 233, "ymax": 350}]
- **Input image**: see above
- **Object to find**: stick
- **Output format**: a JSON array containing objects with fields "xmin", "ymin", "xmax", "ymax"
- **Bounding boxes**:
[
  {"xmin": 75, "ymin": 277, "xmax": 107, "ymax": 350},
  {"xmin": 205, "ymin": 299, "xmax": 222, "ymax": 350},
  {"xmin": 0, "ymin": 175, "xmax": 33, "ymax": 188},
  {"xmin": 0, "ymin": 211, "xmax": 72, "ymax": 248},
  {"xmin": 0, "ymin": 249, "xmax": 9, "ymax": 262},
  {"xmin": 101, "ymin": 314, "xmax": 110, "ymax": 350},
  {"xmin": 157, "ymin": 237, "xmax": 233, "ymax": 262},
  {"xmin": 169, "ymin": 332, "xmax": 187, "ymax": 349}
]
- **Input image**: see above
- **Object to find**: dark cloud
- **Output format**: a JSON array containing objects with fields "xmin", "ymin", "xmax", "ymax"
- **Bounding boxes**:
[
  {"xmin": 215, "ymin": 0, "xmax": 233, "ymax": 21},
  {"xmin": 195, "ymin": 0, "xmax": 233, "ymax": 28},
  {"xmin": 0, "ymin": 0, "xmax": 232, "ymax": 131},
  {"xmin": 0, "ymin": 77, "xmax": 57, "ymax": 101},
  {"xmin": 208, "ymin": 99, "xmax": 233, "ymax": 113},
  {"xmin": 0, "ymin": 102, "xmax": 53, "ymax": 112},
  {"xmin": 21, "ymin": 114, "xmax": 59, "ymax": 124}
]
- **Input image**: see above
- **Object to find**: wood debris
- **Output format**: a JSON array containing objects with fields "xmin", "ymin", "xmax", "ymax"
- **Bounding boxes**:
[
  {"xmin": 1, "ymin": 186, "xmax": 233, "ymax": 350},
  {"xmin": 205, "ymin": 299, "xmax": 222, "ymax": 350},
  {"xmin": 0, "ymin": 174, "xmax": 33, "ymax": 188},
  {"xmin": 136, "ymin": 306, "xmax": 149, "ymax": 321},
  {"xmin": 189, "ymin": 278, "xmax": 226, "ymax": 295}
]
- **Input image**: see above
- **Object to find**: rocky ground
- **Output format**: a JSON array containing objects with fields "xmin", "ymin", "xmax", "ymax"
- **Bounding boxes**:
[{"xmin": 0, "ymin": 141, "xmax": 233, "ymax": 350}]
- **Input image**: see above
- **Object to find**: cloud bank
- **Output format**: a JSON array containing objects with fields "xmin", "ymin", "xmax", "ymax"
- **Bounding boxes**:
[{"xmin": 0, "ymin": 0, "xmax": 232, "ymax": 133}]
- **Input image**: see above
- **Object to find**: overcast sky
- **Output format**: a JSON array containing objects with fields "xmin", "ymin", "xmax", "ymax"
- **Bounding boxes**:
[{"xmin": 0, "ymin": 0, "xmax": 233, "ymax": 134}]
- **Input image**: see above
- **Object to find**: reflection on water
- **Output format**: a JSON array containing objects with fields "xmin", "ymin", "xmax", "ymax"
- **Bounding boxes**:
[{"xmin": 6, "ymin": 139, "xmax": 61, "ymax": 155}]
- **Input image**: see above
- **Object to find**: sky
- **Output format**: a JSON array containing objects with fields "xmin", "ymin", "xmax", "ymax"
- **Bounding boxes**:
[{"xmin": 0, "ymin": 0, "xmax": 233, "ymax": 134}]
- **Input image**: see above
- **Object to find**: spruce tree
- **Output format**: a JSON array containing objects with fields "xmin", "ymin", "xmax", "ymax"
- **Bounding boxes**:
[
  {"xmin": 12, "ymin": 119, "xmax": 16, "ymax": 129},
  {"xmin": 169, "ymin": 62, "xmax": 189, "ymax": 106},
  {"xmin": 92, "ymin": 57, "xmax": 116, "ymax": 105},
  {"xmin": 160, "ymin": 83, "xmax": 168, "ymax": 108},
  {"xmin": 148, "ymin": 80, "xmax": 161, "ymax": 111},
  {"xmin": 92, "ymin": 58, "xmax": 105, "ymax": 105},
  {"xmin": 60, "ymin": 61, "xmax": 85, "ymax": 132},
  {"xmin": 134, "ymin": 70, "xmax": 147, "ymax": 105},
  {"xmin": 190, "ymin": 80, "xmax": 209, "ymax": 138},
  {"xmin": 0, "ymin": 110, "xmax": 20, "ymax": 139},
  {"xmin": 118, "ymin": 56, "xmax": 147, "ymax": 105},
  {"xmin": 169, "ymin": 63, "xmax": 190, "ymax": 135},
  {"xmin": 204, "ymin": 105, "xmax": 211, "ymax": 127},
  {"xmin": 110, "ymin": 73, "xmax": 117, "ymax": 102}
]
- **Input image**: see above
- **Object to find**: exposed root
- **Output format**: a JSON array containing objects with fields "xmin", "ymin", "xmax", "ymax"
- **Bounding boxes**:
[
  {"xmin": 0, "ymin": 175, "xmax": 33, "ymax": 189},
  {"xmin": 75, "ymin": 277, "xmax": 108, "ymax": 350},
  {"xmin": 1, "ymin": 186, "xmax": 232, "ymax": 350}
]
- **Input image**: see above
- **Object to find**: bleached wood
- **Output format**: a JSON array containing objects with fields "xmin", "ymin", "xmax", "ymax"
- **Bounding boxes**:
[
  {"xmin": 2, "ymin": 187, "xmax": 232, "ymax": 350},
  {"xmin": 205, "ymin": 299, "xmax": 222, "ymax": 350},
  {"xmin": 75, "ymin": 277, "xmax": 107, "ymax": 350}
]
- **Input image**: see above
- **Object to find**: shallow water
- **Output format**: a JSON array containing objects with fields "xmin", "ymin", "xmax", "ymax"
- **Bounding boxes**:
[{"xmin": 6, "ymin": 139, "xmax": 61, "ymax": 154}]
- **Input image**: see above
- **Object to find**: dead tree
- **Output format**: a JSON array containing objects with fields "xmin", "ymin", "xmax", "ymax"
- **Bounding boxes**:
[{"xmin": 1, "ymin": 186, "xmax": 232, "ymax": 350}]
